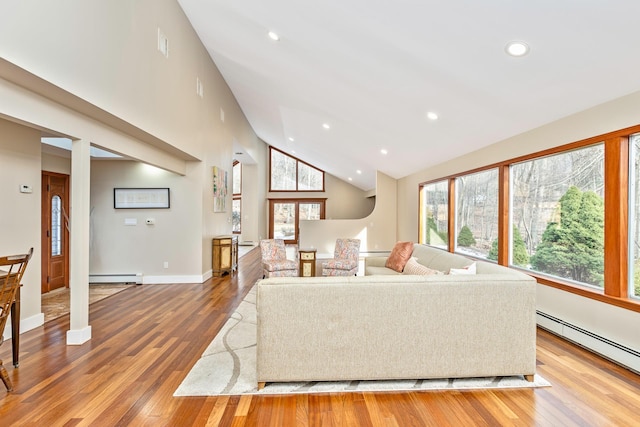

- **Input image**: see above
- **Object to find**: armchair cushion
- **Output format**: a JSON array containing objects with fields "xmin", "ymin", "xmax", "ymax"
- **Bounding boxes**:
[{"xmin": 263, "ymin": 259, "xmax": 299, "ymax": 273}]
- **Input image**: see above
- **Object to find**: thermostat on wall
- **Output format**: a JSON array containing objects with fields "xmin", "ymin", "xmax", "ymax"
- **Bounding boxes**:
[{"xmin": 20, "ymin": 184, "xmax": 33, "ymax": 194}]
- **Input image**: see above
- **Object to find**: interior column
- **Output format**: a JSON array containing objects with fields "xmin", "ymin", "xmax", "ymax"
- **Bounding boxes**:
[{"xmin": 67, "ymin": 138, "xmax": 91, "ymax": 345}]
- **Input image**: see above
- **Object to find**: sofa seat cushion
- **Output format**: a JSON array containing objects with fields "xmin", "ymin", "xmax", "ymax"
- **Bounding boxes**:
[
  {"xmin": 322, "ymin": 259, "xmax": 357, "ymax": 270},
  {"xmin": 365, "ymin": 265, "xmax": 401, "ymax": 275}
]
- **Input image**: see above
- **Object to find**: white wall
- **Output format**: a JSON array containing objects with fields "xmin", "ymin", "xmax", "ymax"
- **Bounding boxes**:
[
  {"xmin": 299, "ymin": 171, "xmax": 397, "ymax": 257},
  {"xmin": 42, "ymin": 152, "xmax": 71, "ymax": 175},
  {"xmin": 0, "ymin": 0, "xmax": 261, "ymax": 336},
  {"xmin": 0, "ymin": 119, "xmax": 43, "ymax": 332},
  {"xmin": 90, "ymin": 160, "xmax": 203, "ymax": 282},
  {"xmin": 397, "ymin": 89, "xmax": 640, "ymax": 366},
  {"xmin": 1, "ymin": 0, "xmax": 203, "ymax": 159},
  {"xmin": 237, "ymin": 144, "xmax": 268, "ymax": 243}
]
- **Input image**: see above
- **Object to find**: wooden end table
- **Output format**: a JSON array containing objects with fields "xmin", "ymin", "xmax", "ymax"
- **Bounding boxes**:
[{"xmin": 299, "ymin": 249, "xmax": 317, "ymax": 277}]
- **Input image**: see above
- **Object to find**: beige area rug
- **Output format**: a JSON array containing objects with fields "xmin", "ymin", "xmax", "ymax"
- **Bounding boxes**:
[
  {"xmin": 174, "ymin": 287, "xmax": 551, "ymax": 396},
  {"xmin": 42, "ymin": 284, "xmax": 135, "ymax": 323}
]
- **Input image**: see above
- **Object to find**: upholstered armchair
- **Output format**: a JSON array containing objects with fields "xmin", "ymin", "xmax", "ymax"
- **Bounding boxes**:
[
  {"xmin": 260, "ymin": 239, "xmax": 299, "ymax": 278},
  {"xmin": 321, "ymin": 238, "xmax": 361, "ymax": 276}
]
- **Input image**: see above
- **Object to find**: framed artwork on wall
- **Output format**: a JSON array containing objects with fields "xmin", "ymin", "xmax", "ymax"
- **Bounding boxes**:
[
  {"xmin": 213, "ymin": 166, "xmax": 228, "ymax": 212},
  {"xmin": 114, "ymin": 188, "xmax": 170, "ymax": 209}
]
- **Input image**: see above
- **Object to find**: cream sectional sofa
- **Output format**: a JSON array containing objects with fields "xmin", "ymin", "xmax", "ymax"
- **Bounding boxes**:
[{"xmin": 256, "ymin": 244, "xmax": 537, "ymax": 388}]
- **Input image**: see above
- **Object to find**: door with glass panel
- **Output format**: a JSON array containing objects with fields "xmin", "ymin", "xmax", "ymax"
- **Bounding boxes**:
[
  {"xmin": 41, "ymin": 172, "xmax": 70, "ymax": 293},
  {"xmin": 269, "ymin": 199, "xmax": 325, "ymax": 244}
]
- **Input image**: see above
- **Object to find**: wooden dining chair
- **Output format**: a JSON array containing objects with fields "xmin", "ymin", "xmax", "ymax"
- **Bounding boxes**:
[{"xmin": 0, "ymin": 247, "xmax": 33, "ymax": 392}]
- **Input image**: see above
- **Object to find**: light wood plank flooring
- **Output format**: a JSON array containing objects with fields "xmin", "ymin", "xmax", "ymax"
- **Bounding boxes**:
[{"xmin": 1, "ymin": 247, "xmax": 639, "ymax": 426}]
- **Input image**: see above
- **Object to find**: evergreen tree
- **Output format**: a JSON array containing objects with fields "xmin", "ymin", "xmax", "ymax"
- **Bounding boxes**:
[
  {"xmin": 530, "ymin": 186, "xmax": 604, "ymax": 285},
  {"xmin": 487, "ymin": 226, "xmax": 529, "ymax": 266},
  {"xmin": 457, "ymin": 225, "xmax": 476, "ymax": 247},
  {"xmin": 426, "ymin": 216, "xmax": 448, "ymax": 246},
  {"xmin": 512, "ymin": 226, "xmax": 529, "ymax": 266}
]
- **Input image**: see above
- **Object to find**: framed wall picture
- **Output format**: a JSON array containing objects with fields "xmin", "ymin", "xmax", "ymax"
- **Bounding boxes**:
[
  {"xmin": 114, "ymin": 188, "xmax": 170, "ymax": 209},
  {"xmin": 213, "ymin": 166, "xmax": 228, "ymax": 212}
]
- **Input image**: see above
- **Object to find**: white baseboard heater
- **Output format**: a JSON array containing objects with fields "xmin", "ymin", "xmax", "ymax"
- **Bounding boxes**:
[
  {"xmin": 89, "ymin": 273, "xmax": 142, "ymax": 285},
  {"xmin": 537, "ymin": 310, "xmax": 640, "ymax": 374}
]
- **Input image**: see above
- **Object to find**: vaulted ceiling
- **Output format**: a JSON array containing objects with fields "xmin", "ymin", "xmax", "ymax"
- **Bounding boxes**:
[{"xmin": 178, "ymin": 0, "xmax": 640, "ymax": 190}]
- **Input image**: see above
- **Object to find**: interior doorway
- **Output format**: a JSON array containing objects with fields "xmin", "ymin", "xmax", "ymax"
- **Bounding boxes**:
[{"xmin": 41, "ymin": 171, "xmax": 70, "ymax": 293}]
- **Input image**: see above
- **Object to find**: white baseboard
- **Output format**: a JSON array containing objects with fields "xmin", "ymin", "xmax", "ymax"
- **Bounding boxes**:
[
  {"xmin": 142, "ymin": 274, "xmax": 207, "ymax": 284},
  {"xmin": 66, "ymin": 325, "xmax": 92, "ymax": 345},
  {"xmin": 89, "ymin": 273, "xmax": 142, "ymax": 284},
  {"xmin": 537, "ymin": 311, "xmax": 640, "ymax": 374},
  {"xmin": 2, "ymin": 312, "xmax": 44, "ymax": 339}
]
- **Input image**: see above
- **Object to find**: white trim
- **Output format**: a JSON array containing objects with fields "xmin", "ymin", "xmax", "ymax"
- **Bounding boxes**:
[
  {"xmin": 537, "ymin": 311, "xmax": 640, "ymax": 374},
  {"xmin": 66, "ymin": 325, "xmax": 92, "ymax": 345},
  {"xmin": 21, "ymin": 312, "xmax": 44, "ymax": 334},
  {"xmin": 2, "ymin": 313, "xmax": 44, "ymax": 339},
  {"xmin": 142, "ymin": 274, "xmax": 206, "ymax": 284}
]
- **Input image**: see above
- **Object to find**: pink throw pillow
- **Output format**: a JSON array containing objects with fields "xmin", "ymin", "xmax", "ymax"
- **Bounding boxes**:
[{"xmin": 385, "ymin": 242, "xmax": 414, "ymax": 272}]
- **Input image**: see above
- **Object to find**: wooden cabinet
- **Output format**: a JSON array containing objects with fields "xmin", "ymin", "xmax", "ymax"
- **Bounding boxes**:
[
  {"xmin": 212, "ymin": 235, "xmax": 238, "ymax": 277},
  {"xmin": 298, "ymin": 248, "xmax": 317, "ymax": 277}
]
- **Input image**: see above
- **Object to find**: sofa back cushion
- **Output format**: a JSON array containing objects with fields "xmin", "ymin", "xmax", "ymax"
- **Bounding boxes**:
[{"xmin": 411, "ymin": 244, "xmax": 472, "ymax": 271}]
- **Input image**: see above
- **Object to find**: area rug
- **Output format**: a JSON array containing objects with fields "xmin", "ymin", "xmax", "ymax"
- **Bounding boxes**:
[
  {"xmin": 174, "ymin": 287, "xmax": 551, "ymax": 396},
  {"xmin": 42, "ymin": 284, "xmax": 135, "ymax": 322}
]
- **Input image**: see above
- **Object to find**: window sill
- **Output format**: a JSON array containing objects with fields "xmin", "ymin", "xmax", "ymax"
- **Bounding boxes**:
[{"xmin": 530, "ymin": 273, "xmax": 640, "ymax": 313}]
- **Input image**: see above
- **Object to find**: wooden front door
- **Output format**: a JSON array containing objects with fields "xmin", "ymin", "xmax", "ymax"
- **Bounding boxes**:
[{"xmin": 41, "ymin": 172, "xmax": 70, "ymax": 293}]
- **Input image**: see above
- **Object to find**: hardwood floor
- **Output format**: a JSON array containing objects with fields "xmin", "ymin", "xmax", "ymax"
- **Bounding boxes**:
[{"xmin": 1, "ymin": 247, "xmax": 639, "ymax": 426}]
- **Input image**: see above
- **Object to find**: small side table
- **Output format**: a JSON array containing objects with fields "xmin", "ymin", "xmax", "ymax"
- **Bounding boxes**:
[
  {"xmin": 212, "ymin": 235, "xmax": 238, "ymax": 277},
  {"xmin": 299, "ymin": 249, "xmax": 317, "ymax": 277}
]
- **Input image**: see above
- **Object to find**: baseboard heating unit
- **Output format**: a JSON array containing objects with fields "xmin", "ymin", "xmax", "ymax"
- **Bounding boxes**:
[
  {"xmin": 537, "ymin": 310, "xmax": 640, "ymax": 374},
  {"xmin": 89, "ymin": 273, "xmax": 142, "ymax": 285}
]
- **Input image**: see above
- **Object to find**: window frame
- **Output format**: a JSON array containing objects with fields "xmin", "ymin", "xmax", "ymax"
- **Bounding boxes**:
[
  {"xmin": 232, "ymin": 160, "xmax": 241, "ymax": 234},
  {"xmin": 269, "ymin": 146, "xmax": 325, "ymax": 192},
  {"xmin": 418, "ymin": 125, "xmax": 640, "ymax": 313},
  {"xmin": 268, "ymin": 198, "xmax": 327, "ymax": 245}
]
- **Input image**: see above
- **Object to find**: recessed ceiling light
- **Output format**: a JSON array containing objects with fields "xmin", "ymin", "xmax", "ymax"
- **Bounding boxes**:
[
  {"xmin": 288, "ymin": 137, "xmax": 294, "ymax": 142},
  {"xmin": 291, "ymin": 150, "xmax": 296, "ymax": 154},
  {"xmin": 268, "ymin": 31, "xmax": 280, "ymax": 41},
  {"xmin": 348, "ymin": 177, "xmax": 353, "ymax": 181},
  {"xmin": 505, "ymin": 41, "xmax": 529, "ymax": 57},
  {"xmin": 356, "ymin": 170, "xmax": 362, "ymax": 174},
  {"xmin": 427, "ymin": 112, "xmax": 438, "ymax": 121},
  {"xmin": 380, "ymin": 149, "xmax": 388, "ymax": 155},
  {"xmin": 322, "ymin": 123, "xmax": 331, "ymax": 130}
]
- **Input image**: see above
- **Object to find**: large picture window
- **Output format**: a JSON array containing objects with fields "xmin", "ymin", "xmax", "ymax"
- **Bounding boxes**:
[
  {"xmin": 511, "ymin": 145, "xmax": 605, "ymax": 287},
  {"xmin": 268, "ymin": 199, "xmax": 326, "ymax": 244},
  {"xmin": 418, "ymin": 127, "xmax": 640, "ymax": 312},
  {"xmin": 270, "ymin": 147, "xmax": 324, "ymax": 191},
  {"xmin": 232, "ymin": 161, "xmax": 241, "ymax": 233},
  {"xmin": 455, "ymin": 169, "xmax": 498, "ymax": 259},
  {"xmin": 629, "ymin": 134, "xmax": 640, "ymax": 299},
  {"xmin": 419, "ymin": 180, "xmax": 449, "ymax": 249}
]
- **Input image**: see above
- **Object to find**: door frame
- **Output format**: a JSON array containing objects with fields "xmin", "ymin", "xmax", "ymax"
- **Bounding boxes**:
[
  {"xmin": 41, "ymin": 171, "xmax": 70, "ymax": 293},
  {"xmin": 268, "ymin": 198, "xmax": 326, "ymax": 245}
]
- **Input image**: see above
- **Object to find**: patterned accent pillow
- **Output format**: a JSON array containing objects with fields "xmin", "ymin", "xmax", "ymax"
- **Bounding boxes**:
[
  {"xmin": 402, "ymin": 257, "xmax": 443, "ymax": 276},
  {"xmin": 385, "ymin": 241, "xmax": 414, "ymax": 272},
  {"xmin": 449, "ymin": 262, "xmax": 477, "ymax": 275}
]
